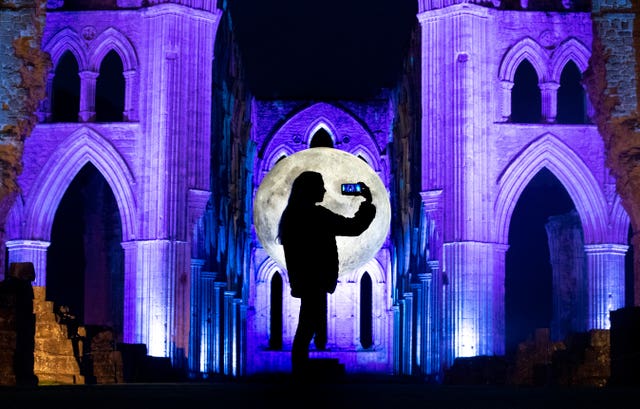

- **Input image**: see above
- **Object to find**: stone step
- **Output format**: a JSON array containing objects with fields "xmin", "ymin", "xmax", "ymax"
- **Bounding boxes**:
[{"xmin": 36, "ymin": 372, "xmax": 83, "ymax": 385}]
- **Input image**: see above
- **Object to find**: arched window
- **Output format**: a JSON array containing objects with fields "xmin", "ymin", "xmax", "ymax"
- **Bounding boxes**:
[
  {"xmin": 360, "ymin": 272, "xmax": 373, "ymax": 349},
  {"xmin": 357, "ymin": 154, "xmax": 369, "ymax": 165},
  {"xmin": 556, "ymin": 60, "xmax": 586, "ymax": 124},
  {"xmin": 269, "ymin": 271, "xmax": 283, "ymax": 350},
  {"xmin": 511, "ymin": 59, "xmax": 541, "ymax": 123},
  {"xmin": 96, "ymin": 50, "xmax": 125, "ymax": 122},
  {"xmin": 52, "ymin": 51, "xmax": 80, "ymax": 122},
  {"xmin": 310, "ymin": 128, "xmax": 334, "ymax": 148}
]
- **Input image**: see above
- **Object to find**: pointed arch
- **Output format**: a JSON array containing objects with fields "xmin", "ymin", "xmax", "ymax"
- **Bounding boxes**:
[
  {"xmin": 499, "ymin": 37, "xmax": 549, "ymax": 83},
  {"xmin": 259, "ymin": 146, "xmax": 296, "ymax": 177},
  {"xmin": 343, "ymin": 257, "xmax": 386, "ymax": 284},
  {"xmin": 43, "ymin": 27, "xmax": 88, "ymax": 71},
  {"xmin": 495, "ymin": 133, "xmax": 608, "ymax": 244},
  {"xmin": 550, "ymin": 38, "xmax": 591, "ymax": 82},
  {"xmin": 350, "ymin": 145, "xmax": 377, "ymax": 169},
  {"xmin": 5, "ymin": 194, "xmax": 25, "ymax": 239},
  {"xmin": 256, "ymin": 258, "xmax": 289, "ymax": 286},
  {"xmin": 24, "ymin": 127, "xmax": 137, "ymax": 242},
  {"xmin": 611, "ymin": 194, "xmax": 631, "ymax": 244},
  {"xmin": 257, "ymin": 102, "xmax": 383, "ymax": 175},
  {"xmin": 88, "ymin": 28, "xmax": 138, "ymax": 72},
  {"xmin": 306, "ymin": 119, "xmax": 338, "ymax": 147}
]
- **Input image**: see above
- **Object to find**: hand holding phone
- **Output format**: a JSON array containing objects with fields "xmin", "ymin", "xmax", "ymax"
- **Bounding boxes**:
[{"xmin": 341, "ymin": 182, "xmax": 372, "ymax": 203}]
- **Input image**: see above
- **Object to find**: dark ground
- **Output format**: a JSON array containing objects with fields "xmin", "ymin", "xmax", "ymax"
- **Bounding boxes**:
[{"xmin": 1, "ymin": 374, "xmax": 638, "ymax": 409}]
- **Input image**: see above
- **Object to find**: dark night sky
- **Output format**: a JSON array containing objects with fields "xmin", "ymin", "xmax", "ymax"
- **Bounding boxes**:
[{"xmin": 227, "ymin": 0, "xmax": 418, "ymax": 100}]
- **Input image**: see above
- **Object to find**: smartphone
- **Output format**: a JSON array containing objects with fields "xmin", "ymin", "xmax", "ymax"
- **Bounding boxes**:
[{"xmin": 341, "ymin": 183, "xmax": 362, "ymax": 195}]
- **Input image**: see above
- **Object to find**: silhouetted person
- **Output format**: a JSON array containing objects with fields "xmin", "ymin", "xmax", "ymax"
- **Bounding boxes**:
[{"xmin": 278, "ymin": 171, "xmax": 376, "ymax": 376}]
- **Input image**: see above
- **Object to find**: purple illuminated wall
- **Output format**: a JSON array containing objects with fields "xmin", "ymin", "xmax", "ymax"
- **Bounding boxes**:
[{"xmin": 0, "ymin": 0, "xmax": 631, "ymax": 380}]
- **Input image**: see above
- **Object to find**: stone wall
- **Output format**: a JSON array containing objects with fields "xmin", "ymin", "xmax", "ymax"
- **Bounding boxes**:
[
  {"xmin": 585, "ymin": 0, "xmax": 640, "ymax": 305},
  {"xmin": 0, "ymin": 0, "xmax": 49, "ymax": 274}
]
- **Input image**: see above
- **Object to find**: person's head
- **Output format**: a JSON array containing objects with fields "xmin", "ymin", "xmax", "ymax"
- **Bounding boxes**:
[{"xmin": 288, "ymin": 171, "xmax": 325, "ymax": 205}]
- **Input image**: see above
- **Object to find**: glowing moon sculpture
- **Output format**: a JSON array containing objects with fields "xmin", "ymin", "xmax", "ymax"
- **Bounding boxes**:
[{"xmin": 254, "ymin": 148, "xmax": 391, "ymax": 276}]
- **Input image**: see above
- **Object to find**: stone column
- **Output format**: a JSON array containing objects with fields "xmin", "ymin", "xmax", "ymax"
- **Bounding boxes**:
[
  {"xmin": 78, "ymin": 70, "xmax": 98, "ymax": 122},
  {"xmin": 188, "ymin": 259, "xmax": 205, "ymax": 375},
  {"xmin": 414, "ymin": 272, "xmax": 432, "ymax": 375},
  {"xmin": 36, "ymin": 71, "xmax": 55, "ymax": 122},
  {"xmin": 546, "ymin": 211, "xmax": 587, "ymax": 340},
  {"xmin": 5, "ymin": 240, "xmax": 50, "ymax": 286},
  {"xmin": 121, "ymin": 240, "xmax": 137, "ymax": 344},
  {"xmin": 540, "ymin": 82, "xmax": 560, "ymax": 123},
  {"xmin": 223, "ymin": 290, "xmax": 236, "ymax": 376},
  {"xmin": 401, "ymin": 292, "xmax": 413, "ymax": 375},
  {"xmin": 193, "ymin": 270, "xmax": 225, "ymax": 375},
  {"xmin": 585, "ymin": 243, "xmax": 628, "ymax": 329},
  {"xmin": 500, "ymin": 80, "xmax": 514, "ymax": 122},
  {"xmin": 122, "ymin": 70, "xmax": 137, "ymax": 121}
]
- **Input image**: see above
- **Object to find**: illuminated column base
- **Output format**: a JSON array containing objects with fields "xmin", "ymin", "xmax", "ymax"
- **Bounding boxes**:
[
  {"xmin": 585, "ymin": 243, "xmax": 628, "ymax": 329},
  {"xmin": 188, "ymin": 259, "xmax": 205, "ymax": 375},
  {"xmin": 444, "ymin": 241, "xmax": 505, "ymax": 359},
  {"xmin": 411, "ymin": 272, "xmax": 432, "ymax": 375},
  {"xmin": 122, "ymin": 241, "xmax": 137, "ymax": 344},
  {"xmin": 6, "ymin": 240, "xmax": 50, "ymax": 286},
  {"xmin": 224, "ymin": 291, "xmax": 244, "ymax": 376},
  {"xmin": 126, "ymin": 239, "xmax": 187, "ymax": 357},
  {"xmin": 199, "ymin": 271, "xmax": 225, "ymax": 375},
  {"xmin": 399, "ymin": 292, "xmax": 413, "ymax": 375}
]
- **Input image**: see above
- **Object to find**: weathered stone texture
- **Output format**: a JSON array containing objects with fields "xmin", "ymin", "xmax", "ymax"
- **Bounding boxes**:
[
  {"xmin": 32, "ymin": 285, "xmax": 85, "ymax": 384},
  {"xmin": 586, "ymin": 0, "xmax": 640, "ymax": 305},
  {"xmin": 0, "ymin": 0, "xmax": 49, "ymax": 276}
]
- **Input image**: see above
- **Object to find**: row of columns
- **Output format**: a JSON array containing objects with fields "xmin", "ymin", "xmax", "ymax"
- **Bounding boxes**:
[
  {"xmin": 499, "ymin": 80, "xmax": 595, "ymax": 123},
  {"xmin": 39, "ymin": 68, "xmax": 137, "ymax": 123}
]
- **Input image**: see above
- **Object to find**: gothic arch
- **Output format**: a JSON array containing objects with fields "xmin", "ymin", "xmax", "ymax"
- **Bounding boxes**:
[
  {"xmin": 43, "ymin": 28, "xmax": 88, "ymax": 71},
  {"xmin": 549, "ymin": 38, "xmax": 591, "ymax": 82},
  {"xmin": 342, "ymin": 257, "xmax": 386, "ymax": 284},
  {"xmin": 24, "ymin": 127, "xmax": 137, "ymax": 242},
  {"xmin": 5, "ymin": 194, "xmax": 25, "ymax": 239},
  {"xmin": 258, "ymin": 102, "xmax": 383, "ymax": 173},
  {"xmin": 499, "ymin": 37, "xmax": 549, "ymax": 83},
  {"xmin": 260, "ymin": 146, "xmax": 295, "ymax": 175},
  {"xmin": 350, "ymin": 144, "xmax": 388, "ymax": 179},
  {"xmin": 256, "ymin": 258, "xmax": 289, "ymax": 286},
  {"xmin": 495, "ymin": 133, "xmax": 608, "ymax": 245},
  {"xmin": 88, "ymin": 27, "xmax": 138, "ymax": 72},
  {"xmin": 611, "ymin": 194, "xmax": 631, "ymax": 244},
  {"xmin": 306, "ymin": 119, "xmax": 338, "ymax": 146}
]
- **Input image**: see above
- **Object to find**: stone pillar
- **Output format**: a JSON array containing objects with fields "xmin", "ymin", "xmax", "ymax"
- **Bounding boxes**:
[
  {"xmin": 545, "ymin": 211, "xmax": 587, "ymax": 341},
  {"xmin": 583, "ymin": 83, "xmax": 595, "ymax": 122},
  {"xmin": 392, "ymin": 304, "xmax": 401, "ymax": 375},
  {"xmin": 587, "ymin": 0, "xmax": 640, "ymax": 306},
  {"xmin": 223, "ymin": 290, "xmax": 236, "ymax": 376},
  {"xmin": 413, "ymin": 272, "xmax": 432, "ymax": 376},
  {"xmin": 426, "ymin": 260, "xmax": 440, "ymax": 374},
  {"xmin": 5, "ymin": 240, "xmax": 50, "ymax": 287},
  {"xmin": 401, "ymin": 292, "xmax": 413, "ymax": 375},
  {"xmin": 78, "ymin": 70, "xmax": 98, "ymax": 122},
  {"xmin": 122, "ymin": 70, "xmax": 137, "ymax": 121},
  {"xmin": 584, "ymin": 243, "xmax": 628, "ymax": 329},
  {"xmin": 192, "ymin": 270, "xmax": 225, "ymax": 375},
  {"xmin": 500, "ymin": 80, "xmax": 514, "ymax": 121},
  {"xmin": 37, "ymin": 71, "xmax": 55, "ymax": 122},
  {"xmin": 127, "ymin": 239, "xmax": 188, "ymax": 357},
  {"xmin": 444, "ymin": 241, "xmax": 502, "ymax": 358},
  {"xmin": 188, "ymin": 259, "xmax": 205, "ymax": 375},
  {"xmin": 540, "ymin": 82, "xmax": 560, "ymax": 123}
]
